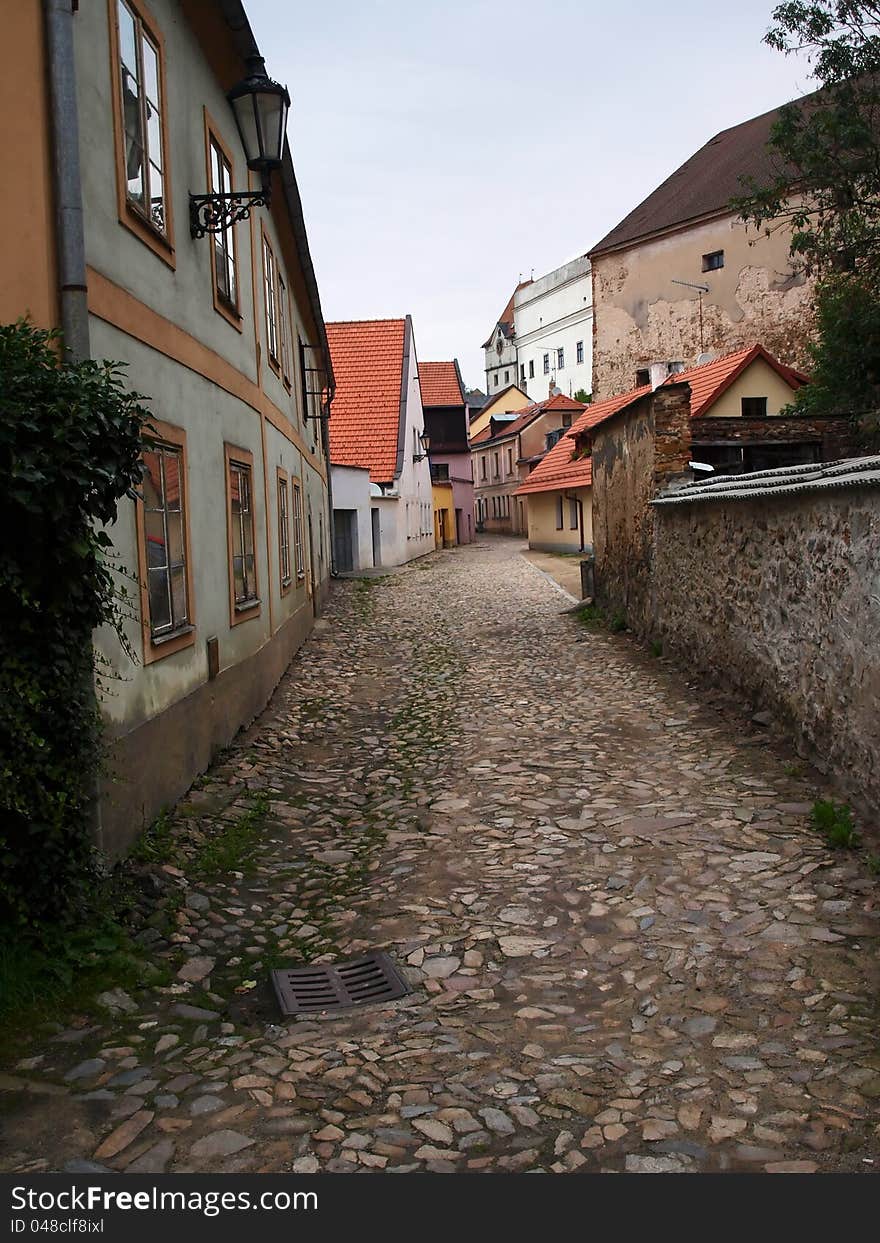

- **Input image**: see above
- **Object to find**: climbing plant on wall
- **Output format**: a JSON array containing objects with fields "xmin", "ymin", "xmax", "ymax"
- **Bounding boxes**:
[{"xmin": 0, "ymin": 321, "xmax": 148, "ymax": 934}]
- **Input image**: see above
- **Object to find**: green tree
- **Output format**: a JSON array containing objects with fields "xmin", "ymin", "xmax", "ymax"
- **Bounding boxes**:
[{"xmin": 734, "ymin": 3, "xmax": 880, "ymax": 443}]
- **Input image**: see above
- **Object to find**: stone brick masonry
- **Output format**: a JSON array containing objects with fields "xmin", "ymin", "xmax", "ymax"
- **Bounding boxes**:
[{"xmin": 652, "ymin": 484, "xmax": 880, "ymax": 817}]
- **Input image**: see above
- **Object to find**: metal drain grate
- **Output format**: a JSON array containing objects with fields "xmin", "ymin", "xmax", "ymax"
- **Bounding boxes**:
[{"xmin": 271, "ymin": 952, "xmax": 411, "ymax": 1017}]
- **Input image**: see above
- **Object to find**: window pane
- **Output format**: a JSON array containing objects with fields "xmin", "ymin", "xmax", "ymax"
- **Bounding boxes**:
[
  {"xmin": 232, "ymin": 555, "xmax": 245, "ymax": 602},
  {"xmin": 170, "ymin": 564, "xmax": 187, "ymax": 625},
  {"xmin": 230, "ymin": 467, "xmax": 242, "ymax": 514},
  {"xmin": 148, "ymin": 164, "xmax": 164, "ymax": 232},
  {"xmin": 243, "ymin": 506, "xmax": 254, "ymax": 556},
  {"xmin": 148, "ymin": 566, "xmax": 171, "ymax": 630},
  {"xmin": 163, "ymin": 452, "xmax": 180, "ymax": 509},
  {"xmin": 118, "ymin": 3, "xmax": 138, "ymax": 72},
  {"xmin": 144, "ymin": 508, "xmax": 167, "ymax": 568},
  {"xmin": 244, "ymin": 554, "xmax": 255, "ymax": 596},
  {"xmin": 147, "ymin": 104, "xmax": 162, "ymax": 173},
  {"xmin": 142, "ymin": 37, "xmax": 160, "ymax": 108},
  {"xmin": 166, "ymin": 508, "xmax": 184, "ymax": 564},
  {"xmin": 142, "ymin": 450, "xmax": 163, "ymax": 507}
]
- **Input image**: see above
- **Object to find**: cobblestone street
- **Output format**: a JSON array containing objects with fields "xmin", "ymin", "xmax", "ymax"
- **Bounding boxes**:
[{"xmin": 2, "ymin": 537, "xmax": 879, "ymax": 1174}]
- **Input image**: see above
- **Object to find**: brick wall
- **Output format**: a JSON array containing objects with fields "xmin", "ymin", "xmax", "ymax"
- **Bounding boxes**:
[{"xmin": 693, "ymin": 416, "xmax": 853, "ymax": 459}]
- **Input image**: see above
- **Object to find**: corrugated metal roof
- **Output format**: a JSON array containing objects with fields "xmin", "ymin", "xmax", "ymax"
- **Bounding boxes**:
[{"xmin": 653, "ymin": 456, "xmax": 880, "ymax": 505}]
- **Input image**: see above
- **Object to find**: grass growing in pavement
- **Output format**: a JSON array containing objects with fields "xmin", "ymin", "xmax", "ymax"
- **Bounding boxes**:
[
  {"xmin": 576, "ymin": 603, "xmax": 628, "ymax": 632},
  {"xmin": 0, "ymin": 909, "xmax": 167, "ymax": 1061},
  {"xmin": 812, "ymin": 799, "xmax": 860, "ymax": 850},
  {"xmin": 191, "ymin": 793, "xmax": 271, "ymax": 878}
]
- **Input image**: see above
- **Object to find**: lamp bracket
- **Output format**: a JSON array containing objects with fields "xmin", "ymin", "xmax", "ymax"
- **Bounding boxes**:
[{"xmin": 189, "ymin": 186, "xmax": 271, "ymax": 239}]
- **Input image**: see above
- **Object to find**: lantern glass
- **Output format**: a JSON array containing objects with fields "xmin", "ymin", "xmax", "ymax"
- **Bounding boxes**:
[{"xmin": 228, "ymin": 59, "xmax": 290, "ymax": 172}]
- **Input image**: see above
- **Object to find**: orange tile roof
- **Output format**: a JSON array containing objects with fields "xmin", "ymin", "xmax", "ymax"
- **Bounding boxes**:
[
  {"xmin": 481, "ymin": 279, "xmax": 533, "ymax": 347},
  {"xmin": 661, "ymin": 343, "xmax": 807, "ymax": 416},
  {"xmin": 515, "ymin": 385, "xmax": 650, "ymax": 496},
  {"xmin": 472, "ymin": 393, "xmax": 587, "ymax": 449},
  {"xmin": 420, "ymin": 361, "xmax": 464, "ymax": 407},
  {"xmin": 327, "ymin": 318, "xmax": 406, "ymax": 483},
  {"xmin": 517, "ymin": 343, "xmax": 808, "ymax": 496}
]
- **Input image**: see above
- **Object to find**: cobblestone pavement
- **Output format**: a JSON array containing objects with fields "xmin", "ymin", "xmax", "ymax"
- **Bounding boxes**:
[{"xmin": 3, "ymin": 537, "xmax": 880, "ymax": 1174}]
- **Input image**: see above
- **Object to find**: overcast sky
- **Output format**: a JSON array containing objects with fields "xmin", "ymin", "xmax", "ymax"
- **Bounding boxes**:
[{"xmin": 244, "ymin": 0, "xmax": 815, "ymax": 389}]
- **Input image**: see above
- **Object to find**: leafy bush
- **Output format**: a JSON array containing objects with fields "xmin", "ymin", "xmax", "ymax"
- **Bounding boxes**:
[{"xmin": 0, "ymin": 321, "xmax": 148, "ymax": 934}]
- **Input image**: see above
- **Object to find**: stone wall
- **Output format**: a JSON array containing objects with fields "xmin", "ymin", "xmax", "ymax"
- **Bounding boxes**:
[
  {"xmin": 591, "ymin": 383, "xmax": 692, "ymax": 633},
  {"xmin": 651, "ymin": 484, "xmax": 880, "ymax": 816}
]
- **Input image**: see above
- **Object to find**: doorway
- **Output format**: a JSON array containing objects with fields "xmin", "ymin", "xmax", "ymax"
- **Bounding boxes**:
[
  {"xmin": 333, "ymin": 509, "xmax": 357, "ymax": 572},
  {"xmin": 370, "ymin": 508, "xmax": 381, "ymax": 567}
]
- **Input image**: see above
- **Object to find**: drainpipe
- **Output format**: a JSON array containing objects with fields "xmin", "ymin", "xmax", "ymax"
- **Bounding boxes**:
[
  {"xmin": 323, "ymin": 401, "xmax": 336, "ymax": 578},
  {"xmin": 44, "ymin": 0, "xmax": 89, "ymax": 362},
  {"xmin": 44, "ymin": 1, "xmax": 102, "ymax": 847}
]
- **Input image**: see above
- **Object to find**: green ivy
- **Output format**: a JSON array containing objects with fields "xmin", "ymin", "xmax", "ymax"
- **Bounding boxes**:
[{"xmin": 0, "ymin": 321, "xmax": 149, "ymax": 935}]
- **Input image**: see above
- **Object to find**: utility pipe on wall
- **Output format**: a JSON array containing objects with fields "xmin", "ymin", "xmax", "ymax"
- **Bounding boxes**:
[{"xmin": 44, "ymin": 0, "xmax": 89, "ymax": 362}]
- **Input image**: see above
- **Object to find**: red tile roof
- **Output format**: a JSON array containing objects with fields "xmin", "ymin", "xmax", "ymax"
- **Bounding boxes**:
[
  {"xmin": 516, "ymin": 343, "xmax": 808, "ymax": 496},
  {"xmin": 420, "ymin": 361, "xmax": 464, "ymax": 407},
  {"xmin": 516, "ymin": 386, "xmax": 648, "ymax": 496},
  {"xmin": 482, "ymin": 279, "xmax": 533, "ymax": 348},
  {"xmin": 661, "ymin": 343, "xmax": 807, "ymax": 417},
  {"xmin": 327, "ymin": 318, "xmax": 406, "ymax": 483},
  {"xmin": 471, "ymin": 392, "xmax": 587, "ymax": 448}
]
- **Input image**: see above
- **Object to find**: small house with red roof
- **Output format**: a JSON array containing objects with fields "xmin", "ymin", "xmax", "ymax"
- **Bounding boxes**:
[
  {"xmin": 419, "ymin": 359, "xmax": 475, "ymax": 545},
  {"xmin": 327, "ymin": 316, "xmax": 434, "ymax": 569},
  {"xmin": 472, "ymin": 387, "xmax": 587, "ymax": 535},
  {"xmin": 515, "ymin": 343, "xmax": 853, "ymax": 555}
]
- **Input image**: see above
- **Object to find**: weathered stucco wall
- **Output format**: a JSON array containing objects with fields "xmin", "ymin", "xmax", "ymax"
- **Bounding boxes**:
[
  {"xmin": 652, "ymin": 487, "xmax": 880, "ymax": 816},
  {"xmin": 592, "ymin": 214, "xmax": 815, "ymax": 399}
]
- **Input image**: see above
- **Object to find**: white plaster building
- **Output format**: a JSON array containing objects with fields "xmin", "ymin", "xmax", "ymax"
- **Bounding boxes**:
[
  {"xmin": 514, "ymin": 255, "xmax": 594, "ymax": 401},
  {"xmin": 327, "ymin": 317, "xmax": 434, "ymax": 569}
]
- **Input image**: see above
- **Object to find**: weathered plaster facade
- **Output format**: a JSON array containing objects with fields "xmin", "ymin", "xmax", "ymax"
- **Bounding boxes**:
[
  {"xmin": 16, "ymin": 0, "xmax": 334, "ymax": 854},
  {"xmin": 591, "ymin": 215, "xmax": 815, "ymax": 400}
]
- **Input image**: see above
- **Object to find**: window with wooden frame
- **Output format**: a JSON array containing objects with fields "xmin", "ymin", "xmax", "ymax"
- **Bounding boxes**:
[
  {"xmin": 292, "ymin": 480, "xmax": 305, "ymax": 580},
  {"xmin": 569, "ymin": 497, "xmax": 579, "ymax": 530},
  {"xmin": 225, "ymin": 446, "xmax": 260, "ymax": 623},
  {"xmin": 277, "ymin": 468, "xmax": 291, "ymax": 592},
  {"xmin": 278, "ymin": 273, "xmax": 291, "ymax": 383},
  {"xmin": 262, "ymin": 232, "xmax": 280, "ymax": 368},
  {"xmin": 110, "ymin": 0, "xmax": 174, "ymax": 262},
  {"xmin": 556, "ymin": 496, "xmax": 564, "ymax": 529},
  {"xmin": 206, "ymin": 123, "xmax": 240, "ymax": 326},
  {"xmin": 136, "ymin": 421, "xmax": 194, "ymax": 662}
]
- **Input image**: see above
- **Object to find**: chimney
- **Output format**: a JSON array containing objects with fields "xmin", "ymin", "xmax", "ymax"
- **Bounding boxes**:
[
  {"xmin": 649, "ymin": 362, "xmax": 669, "ymax": 391},
  {"xmin": 549, "ymin": 380, "xmax": 561, "ymax": 397}
]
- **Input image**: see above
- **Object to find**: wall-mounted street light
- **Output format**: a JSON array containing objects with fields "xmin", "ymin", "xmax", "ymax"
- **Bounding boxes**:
[
  {"xmin": 190, "ymin": 55, "xmax": 291, "ymax": 239},
  {"xmin": 419, "ymin": 431, "xmax": 431, "ymax": 455}
]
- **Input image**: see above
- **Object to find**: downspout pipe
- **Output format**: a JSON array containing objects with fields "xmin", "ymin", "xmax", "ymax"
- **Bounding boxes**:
[
  {"xmin": 44, "ymin": 0, "xmax": 89, "ymax": 362},
  {"xmin": 323, "ymin": 395, "xmax": 336, "ymax": 578}
]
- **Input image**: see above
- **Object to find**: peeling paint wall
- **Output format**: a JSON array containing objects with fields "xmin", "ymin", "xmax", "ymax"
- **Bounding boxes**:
[{"xmin": 592, "ymin": 214, "xmax": 815, "ymax": 399}]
